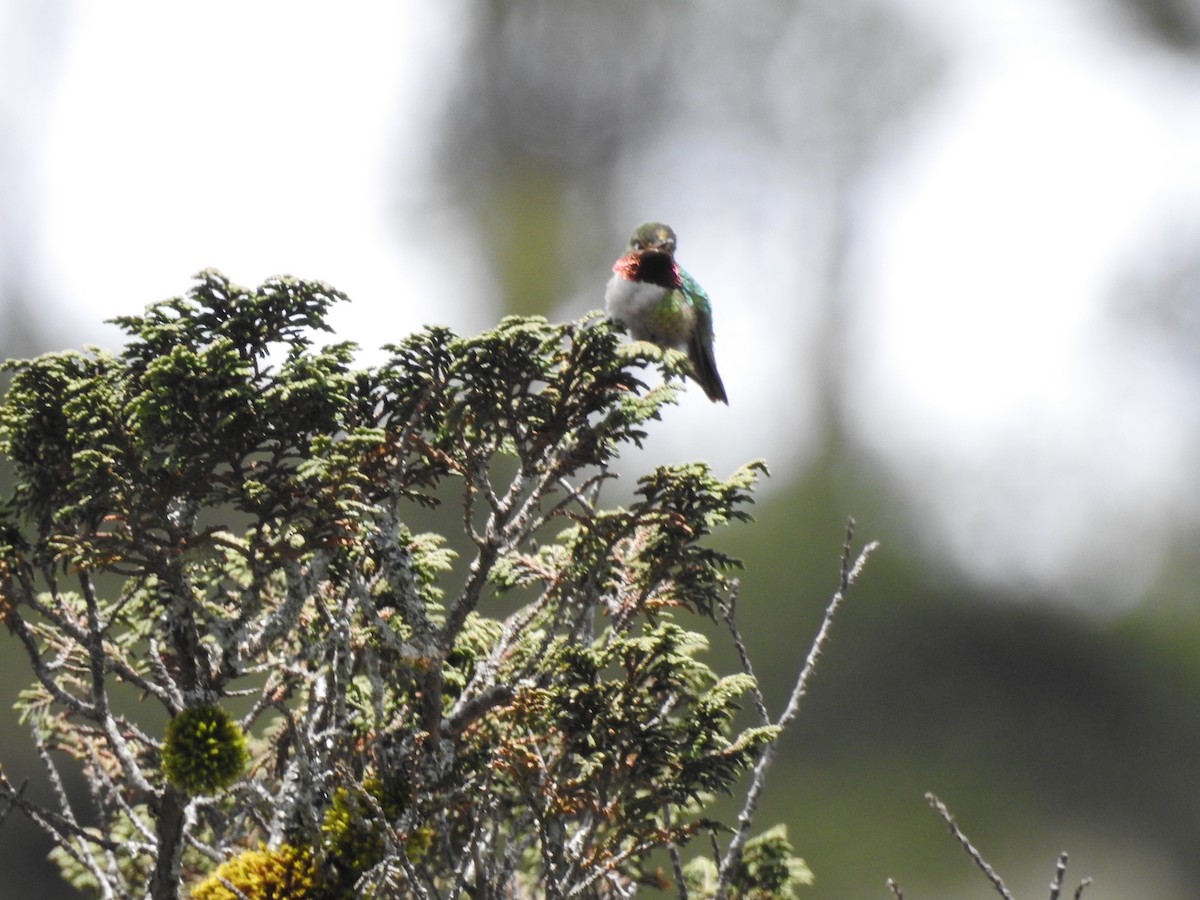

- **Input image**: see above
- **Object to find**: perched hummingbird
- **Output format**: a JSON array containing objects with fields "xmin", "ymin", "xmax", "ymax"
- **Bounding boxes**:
[{"xmin": 605, "ymin": 222, "xmax": 728, "ymax": 404}]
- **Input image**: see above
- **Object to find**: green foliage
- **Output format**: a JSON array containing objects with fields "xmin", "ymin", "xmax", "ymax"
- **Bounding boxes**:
[
  {"xmin": 684, "ymin": 826, "xmax": 814, "ymax": 899},
  {"xmin": 0, "ymin": 271, "xmax": 809, "ymax": 898},
  {"xmin": 162, "ymin": 704, "xmax": 250, "ymax": 794}
]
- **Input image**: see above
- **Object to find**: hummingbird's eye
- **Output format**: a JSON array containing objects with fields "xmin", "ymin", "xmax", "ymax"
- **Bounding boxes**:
[{"xmin": 631, "ymin": 240, "xmax": 644, "ymax": 250}]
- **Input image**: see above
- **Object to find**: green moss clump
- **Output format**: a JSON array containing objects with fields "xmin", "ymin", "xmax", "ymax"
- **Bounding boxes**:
[{"xmin": 162, "ymin": 704, "xmax": 250, "ymax": 794}]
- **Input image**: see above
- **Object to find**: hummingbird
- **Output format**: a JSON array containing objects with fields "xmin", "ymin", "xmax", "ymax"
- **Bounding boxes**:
[{"xmin": 605, "ymin": 222, "xmax": 728, "ymax": 404}]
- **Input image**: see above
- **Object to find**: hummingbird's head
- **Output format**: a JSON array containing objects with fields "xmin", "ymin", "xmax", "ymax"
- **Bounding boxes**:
[{"xmin": 628, "ymin": 222, "xmax": 677, "ymax": 256}]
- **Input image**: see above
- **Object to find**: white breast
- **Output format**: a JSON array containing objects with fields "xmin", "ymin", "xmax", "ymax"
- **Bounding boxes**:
[{"xmin": 605, "ymin": 274, "xmax": 669, "ymax": 342}]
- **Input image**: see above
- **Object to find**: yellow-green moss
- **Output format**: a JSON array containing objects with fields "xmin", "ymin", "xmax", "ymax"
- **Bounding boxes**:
[{"xmin": 191, "ymin": 844, "xmax": 324, "ymax": 900}]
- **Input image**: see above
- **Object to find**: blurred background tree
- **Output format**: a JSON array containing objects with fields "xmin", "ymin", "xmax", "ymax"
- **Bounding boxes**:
[{"xmin": 3, "ymin": 0, "xmax": 1200, "ymax": 896}]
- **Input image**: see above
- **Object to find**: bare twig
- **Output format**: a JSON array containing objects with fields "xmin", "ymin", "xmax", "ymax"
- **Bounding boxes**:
[
  {"xmin": 719, "ymin": 581, "xmax": 770, "ymax": 727},
  {"xmin": 926, "ymin": 793, "xmax": 1013, "ymax": 900},
  {"xmin": 4, "ymin": 603, "xmax": 101, "ymax": 719},
  {"xmin": 552, "ymin": 472, "xmax": 610, "ymax": 517},
  {"xmin": 886, "ymin": 878, "xmax": 905, "ymax": 899},
  {"xmin": 778, "ymin": 521, "xmax": 877, "ymax": 733},
  {"xmin": 715, "ymin": 519, "xmax": 877, "ymax": 900},
  {"xmin": 708, "ymin": 829, "xmax": 722, "ymax": 867},
  {"xmin": 81, "ymin": 574, "xmax": 155, "ymax": 797},
  {"xmin": 667, "ymin": 839, "xmax": 689, "ymax": 900},
  {"xmin": 1049, "ymin": 851, "xmax": 1069, "ymax": 900},
  {"xmin": 0, "ymin": 777, "xmax": 26, "ymax": 831},
  {"xmin": 1074, "ymin": 877, "xmax": 1094, "ymax": 899},
  {"xmin": 0, "ymin": 769, "xmax": 119, "ymax": 854}
]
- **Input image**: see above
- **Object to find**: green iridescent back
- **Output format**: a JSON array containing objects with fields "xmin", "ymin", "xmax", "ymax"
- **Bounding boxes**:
[{"xmin": 679, "ymin": 269, "xmax": 715, "ymax": 337}]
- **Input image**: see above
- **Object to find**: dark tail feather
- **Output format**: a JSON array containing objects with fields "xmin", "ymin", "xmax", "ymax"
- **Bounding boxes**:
[{"xmin": 688, "ymin": 330, "xmax": 728, "ymax": 404}]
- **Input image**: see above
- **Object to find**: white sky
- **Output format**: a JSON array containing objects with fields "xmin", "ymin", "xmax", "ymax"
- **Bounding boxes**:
[
  {"xmin": 31, "ymin": 2, "xmax": 491, "ymax": 350},
  {"xmin": 6, "ymin": 0, "xmax": 1200, "ymax": 608},
  {"xmin": 847, "ymin": 0, "xmax": 1200, "ymax": 604}
]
